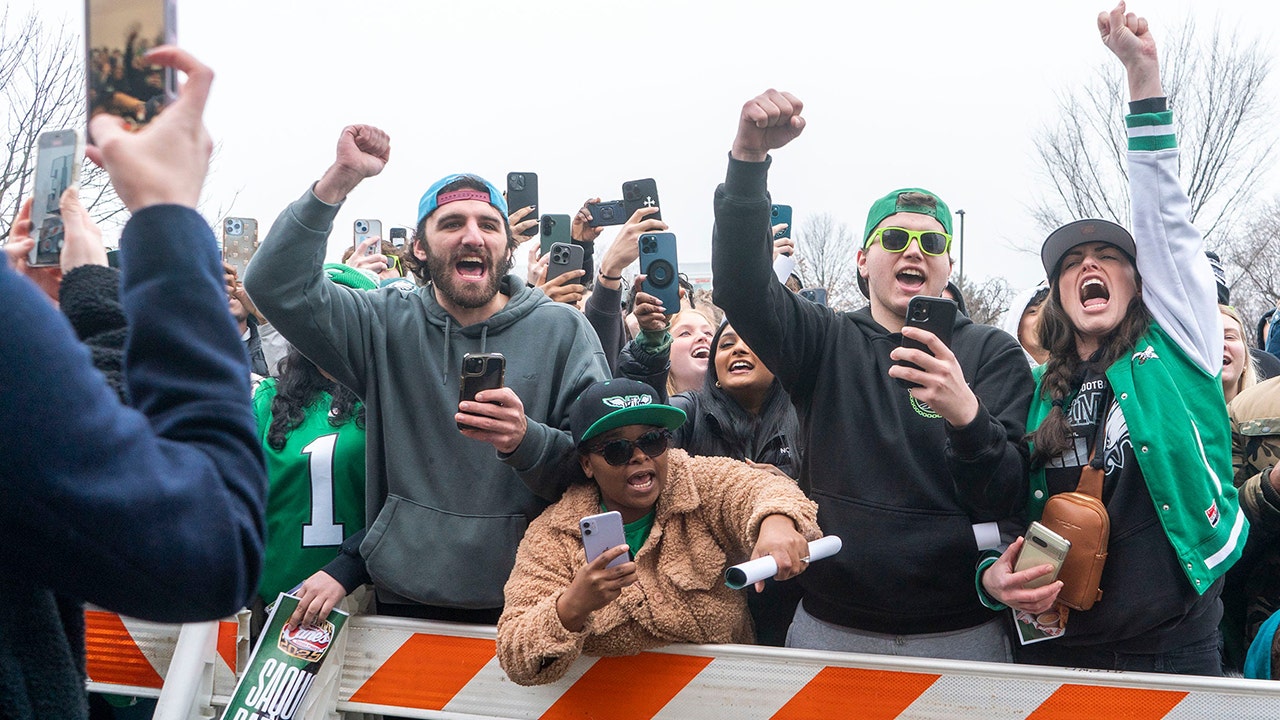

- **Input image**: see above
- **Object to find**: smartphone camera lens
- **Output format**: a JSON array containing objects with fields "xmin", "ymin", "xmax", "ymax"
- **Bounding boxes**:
[
  {"xmin": 640, "ymin": 236, "xmax": 656, "ymax": 254},
  {"xmin": 912, "ymin": 305, "xmax": 929, "ymax": 322},
  {"xmin": 600, "ymin": 206, "xmax": 614, "ymax": 220},
  {"xmin": 465, "ymin": 357, "xmax": 483, "ymax": 374},
  {"xmin": 583, "ymin": 525, "xmax": 592, "ymax": 536},
  {"xmin": 355, "ymin": 220, "xmax": 368, "ymax": 234},
  {"xmin": 510, "ymin": 174, "xmax": 525, "ymax": 191},
  {"xmin": 542, "ymin": 216, "xmax": 554, "ymax": 234}
]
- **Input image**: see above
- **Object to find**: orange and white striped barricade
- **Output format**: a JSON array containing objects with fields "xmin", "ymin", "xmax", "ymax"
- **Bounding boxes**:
[
  {"xmin": 332, "ymin": 616, "xmax": 1280, "ymax": 720},
  {"xmin": 83, "ymin": 608, "xmax": 247, "ymax": 704}
]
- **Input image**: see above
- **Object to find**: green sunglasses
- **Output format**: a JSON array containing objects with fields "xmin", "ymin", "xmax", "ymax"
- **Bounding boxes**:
[{"xmin": 865, "ymin": 227, "xmax": 952, "ymax": 257}]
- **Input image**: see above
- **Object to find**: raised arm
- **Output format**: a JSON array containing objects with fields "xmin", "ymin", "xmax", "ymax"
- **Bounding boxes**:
[
  {"xmin": 243, "ymin": 125, "xmax": 391, "ymax": 391},
  {"xmin": 0, "ymin": 47, "xmax": 266, "ymax": 622},
  {"xmin": 712, "ymin": 90, "xmax": 834, "ymax": 400},
  {"xmin": 1103, "ymin": 2, "xmax": 1221, "ymax": 372}
]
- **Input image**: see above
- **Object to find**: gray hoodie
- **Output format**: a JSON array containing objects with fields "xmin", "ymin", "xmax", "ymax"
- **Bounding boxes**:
[{"xmin": 244, "ymin": 189, "xmax": 610, "ymax": 608}]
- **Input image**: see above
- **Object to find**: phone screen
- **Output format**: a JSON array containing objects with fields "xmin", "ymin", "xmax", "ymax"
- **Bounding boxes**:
[
  {"xmin": 29, "ymin": 131, "xmax": 84, "ymax": 267},
  {"xmin": 86, "ymin": 0, "xmax": 176, "ymax": 134}
]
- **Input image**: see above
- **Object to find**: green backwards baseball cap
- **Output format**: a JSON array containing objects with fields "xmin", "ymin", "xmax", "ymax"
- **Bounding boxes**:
[
  {"xmin": 862, "ymin": 188, "xmax": 954, "ymax": 244},
  {"xmin": 856, "ymin": 188, "xmax": 954, "ymax": 298}
]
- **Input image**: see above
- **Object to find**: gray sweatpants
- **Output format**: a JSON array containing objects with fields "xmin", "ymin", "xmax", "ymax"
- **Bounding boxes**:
[{"xmin": 785, "ymin": 600, "xmax": 1012, "ymax": 663}]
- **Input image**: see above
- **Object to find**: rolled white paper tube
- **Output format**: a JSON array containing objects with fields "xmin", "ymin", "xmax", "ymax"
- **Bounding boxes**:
[{"xmin": 724, "ymin": 535, "xmax": 843, "ymax": 590}]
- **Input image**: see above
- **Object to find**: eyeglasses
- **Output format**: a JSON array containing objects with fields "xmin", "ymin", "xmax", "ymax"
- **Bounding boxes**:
[
  {"xmin": 866, "ymin": 227, "xmax": 951, "ymax": 257},
  {"xmin": 388, "ymin": 254, "xmax": 403, "ymax": 276},
  {"xmin": 587, "ymin": 429, "xmax": 672, "ymax": 466}
]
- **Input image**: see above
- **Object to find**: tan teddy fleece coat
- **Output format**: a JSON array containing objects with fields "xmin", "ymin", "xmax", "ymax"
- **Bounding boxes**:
[{"xmin": 497, "ymin": 449, "xmax": 821, "ymax": 686}]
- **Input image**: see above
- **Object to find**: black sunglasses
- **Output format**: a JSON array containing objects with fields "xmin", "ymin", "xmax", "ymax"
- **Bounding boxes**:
[{"xmin": 587, "ymin": 429, "xmax": 672, "ymax": 466}]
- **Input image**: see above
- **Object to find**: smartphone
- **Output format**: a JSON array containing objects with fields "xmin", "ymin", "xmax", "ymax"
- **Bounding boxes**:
[
  {"xmin": 622, "ymin": 178, "xmax": 661, "ymax": 222},
  {"xmin": 586, "ymin": 199, "xmax": 627, "ymax": 228},
  {"xmin": 458, "ymin": 352, "xmax": 506, "ymax": 430},
  {"xmin": 354, "ymin": 218, "xmax": 382, "ymax": 256},
  {"xmin": 771, "ymin": 204, "xmax": 793, "ymax": 243},
  {"xmin": 1014, "ymin": 521, "xmax": 1072, "ymax": 589},
  {"xmin": 221, "ymin": 217, "xmax": 259, "ymax": 276},
  {"xmin": 85, "ymin": 0, "xmax": 177, "ymax": 136},
  {"xmin": 28, "ymin": 129, "xmax": 85, "ymax": 267},
  {"xmin": 546, "ymin": 242, "xmax": 585, "ymax": 285},
  {"xmin": 506, "ymin": 172, "xmax": 539, "ymax": 238},
  {"xmin": 540, "ymin": 213, "xmax": 572, "ymax": 257},
  {"xmin": 388, "ymin": 227, "xmax": 409, "ymax": 249},
  {"xmin": 798, "ymin": 287, "xmax": 827, "ymax": 306},
  {"xmin": 581, "ymin": 511, "xmax": 628, "ymax": 569},
  {"xmin": 639, "ymin": 232, "xmax": 680, "ymax": 311},
  {"xmin": 896, "ymin": 295, "xmax": 957, "ymax": 389}
]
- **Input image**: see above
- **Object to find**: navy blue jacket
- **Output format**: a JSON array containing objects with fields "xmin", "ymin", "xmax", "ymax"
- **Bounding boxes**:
[{"xmin": 0, "ymin": 205, "xmax": 266, "ymax": 621}]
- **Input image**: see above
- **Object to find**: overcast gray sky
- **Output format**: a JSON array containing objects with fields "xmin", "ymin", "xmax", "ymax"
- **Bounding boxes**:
[{"xmin": 24, "ymin": 0, "xmax": 1280, "ymax": 293}]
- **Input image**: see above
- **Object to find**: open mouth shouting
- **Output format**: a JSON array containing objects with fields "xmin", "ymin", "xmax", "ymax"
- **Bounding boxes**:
[
  {"xmin": 896, "ymin": 267, "xmax": 926, "ymax": 294},
  {"xmin": 1080, "ymin": 276, "xmax": 1110, "ymax": 311},
  {"xmin": 456, "ymin": 254, "xmax": 489, "ymax": 282},
  {"xmin": 727, "ymin": 359, "xmax": 754, "ymax": 375},
  {"xmin": 691, "ymin": 343, "xmax": 710, "ymax": 360},
  {"xmin": 626, "ymin": 468, "xmax": 657, "ymax": 493}
]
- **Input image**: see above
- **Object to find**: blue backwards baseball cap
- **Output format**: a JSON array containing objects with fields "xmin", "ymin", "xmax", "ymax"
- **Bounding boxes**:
[{"xmin": 416, "ymin": 173, "xmax": 508, "ymax": 226}]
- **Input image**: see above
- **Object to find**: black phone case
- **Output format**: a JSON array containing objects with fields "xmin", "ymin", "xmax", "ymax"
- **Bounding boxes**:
[
  {"xmin": 506, "ymin": 172, "xmax": 539, "ymax": 237},
  {"xmin": 586, "ymin": 200, "xmax": 627, "ymax": 228},
  {"xmin": 896, "ymin": 296, "xmax": 957, "ymax": 389},
  {"xmin": 622, "ymin": 178, "xmax": 662, "ymax": 222},
  {"xmin": 639, "ymin": 232, "xmax": 680, "ymax": 311},
  {"xmin": 459, "ymin": 353, "xmax": 506, "ymax": 404},
  {"xmin": 546, "ymin": 242, "xmax": 585, "ymax": 284}
]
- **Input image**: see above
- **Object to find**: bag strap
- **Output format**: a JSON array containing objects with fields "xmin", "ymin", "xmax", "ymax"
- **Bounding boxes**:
[{"xmin": 1076, "ymin": 385, "xmax": 1113, "ymax": 500}]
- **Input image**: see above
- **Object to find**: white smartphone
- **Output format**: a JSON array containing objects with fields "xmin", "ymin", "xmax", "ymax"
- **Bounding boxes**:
[
  {"xmin": 1014, "ymin": 521, "xmax": 1071, "ymax": 589},
  {"xmin": 580, "ymin": 511, "xmax": 628, "ymax": 569},
  {"xmin": 353, "ymin": 218, "xmax": 382, "ymax": 256},
  {"xmin": 29, "ymin": 129, "xmax": 85, "ymax": 267}
]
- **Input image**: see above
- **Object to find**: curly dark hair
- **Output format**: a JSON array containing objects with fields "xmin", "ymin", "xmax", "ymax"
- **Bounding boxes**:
[{"xmin": 266, "ymin": 348, "xmax": 365, "ymax": 452}]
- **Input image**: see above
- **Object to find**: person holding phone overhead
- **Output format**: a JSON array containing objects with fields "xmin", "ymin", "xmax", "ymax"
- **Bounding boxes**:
[
  {"xmin": 2, "ymin": 46, "xmax": 266, "ymax": 717},
  {"xmin": 710, "ymin": 89, "xmax": 1033, "ymax": 659},
  {"xmin": 979, "ymin": 4, "xmax": 1246, "ymax": 676},
  {"xmin": 244, "ymin": 126, "xmax": 609, "ymax": 628},
  {"xmin": 496, "ymin": 379, "xmax": 820, "ymax": 686}
]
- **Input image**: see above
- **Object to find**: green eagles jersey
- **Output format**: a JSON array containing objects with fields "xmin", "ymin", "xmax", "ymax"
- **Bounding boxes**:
[{"xmin": 253, "ymin": 378, "xmax": 366, "ymax": 603}]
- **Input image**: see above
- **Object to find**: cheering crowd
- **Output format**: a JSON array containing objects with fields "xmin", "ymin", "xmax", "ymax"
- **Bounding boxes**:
[{"xmin": 7, "ymin": 3, "xmax": 1280, "ymax": 716}]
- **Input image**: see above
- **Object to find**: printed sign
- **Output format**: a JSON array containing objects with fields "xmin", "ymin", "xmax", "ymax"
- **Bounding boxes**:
[{"xmin": 220, "ymin": 594, "xmax": 347, "ymax": 720}]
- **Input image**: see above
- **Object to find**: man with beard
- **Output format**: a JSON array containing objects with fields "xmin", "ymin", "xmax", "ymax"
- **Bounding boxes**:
[{"xmin": 244, "ymin": 125, "xmax": 609, "ymax": 626}]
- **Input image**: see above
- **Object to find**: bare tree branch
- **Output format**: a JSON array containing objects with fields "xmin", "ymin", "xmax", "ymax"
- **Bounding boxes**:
[
  {"xmin": 0, "ymin": 12, "xmax": 123, "ymax": 243},
  {"xmin": 792, "ymin": 212, "xmax": 865, "ymax": 312},
  {"xmin": 1029, "ymin": 14, "xmax": 1273, "ymax": 246}
]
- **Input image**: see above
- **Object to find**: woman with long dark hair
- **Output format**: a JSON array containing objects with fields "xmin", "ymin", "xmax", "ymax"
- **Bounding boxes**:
[
  {"xmin": 252, "ymin": 265, "xmax": 375, "ymax": 631},
  {"xmin": 621, "ymin": 304, "xmax": 803, "ymax": 645},
  {"xmin": 978, "ymin": 6, "xmax": 1245, "ymax": 676}
]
